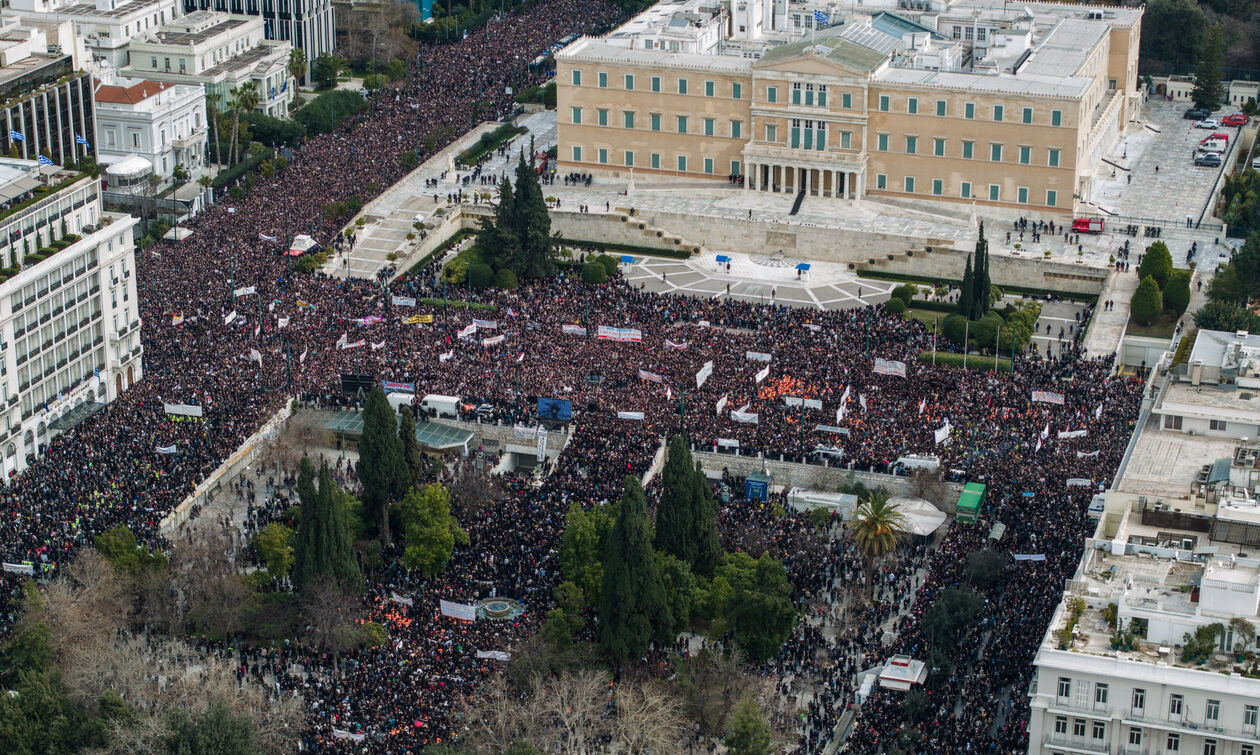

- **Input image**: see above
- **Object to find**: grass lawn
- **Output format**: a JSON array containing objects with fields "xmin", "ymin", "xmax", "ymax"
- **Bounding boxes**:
[
  {"xmin": 1127, "ymin": 312, "xmax": 1179, "ymax": 338},
  {"xmin": 906, "ymin": 308, "xmax": 949, "ymax": 325}
]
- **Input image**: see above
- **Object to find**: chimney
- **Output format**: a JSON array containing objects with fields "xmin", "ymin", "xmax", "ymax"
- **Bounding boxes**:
[{"xmin": 1192, "ymin": 359, "xmax": 1203, "ymax": 386}]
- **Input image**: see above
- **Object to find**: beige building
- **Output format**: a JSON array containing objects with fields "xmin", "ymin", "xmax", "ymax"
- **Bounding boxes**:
[{"xmin": 556, "ymin": 0, "xmax": 1142, "ymax": 214}]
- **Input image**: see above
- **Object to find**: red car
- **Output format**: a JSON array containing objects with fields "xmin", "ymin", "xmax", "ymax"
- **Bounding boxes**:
[{"xmin": 1222, "ymin": 113, "xmax": 1249, "ymax": 127}]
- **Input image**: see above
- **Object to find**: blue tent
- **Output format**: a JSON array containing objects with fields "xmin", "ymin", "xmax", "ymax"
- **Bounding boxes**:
[
  {"xmin": 620, "ymin": 255, "xmax": 636, "ymax": 263},
  {"xmin": 716, "ymin": 255, "xmax": 731, "ymax": 263},
  {"xmin": 796, "ymin": 263, "xmax": 811, "ymax": 271}
]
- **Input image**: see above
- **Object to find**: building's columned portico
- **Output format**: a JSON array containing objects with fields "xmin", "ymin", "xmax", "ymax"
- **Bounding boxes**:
[{"xmin": 743, "ymin": 147, "xmax": 866, "ymax": 200}]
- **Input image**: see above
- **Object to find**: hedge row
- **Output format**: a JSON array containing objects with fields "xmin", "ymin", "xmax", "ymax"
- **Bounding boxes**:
[
  {"xmin": 908, "ymin": 299, "xmax": 956, "ymax": 313},
  {"xmin": 556, "ymin": 238, "xmax": 694, "ymax": 260},
  {"xmin": 405, "ymin": 229, "xmax": 478, "ymax": 278},
  {"xmin": 859, "ymin": 269, "xmax": 1099, "ymax": 304},
  {"xmin": 418, "ymin": 297, "xmax": 497, "ymax": 312},
  {"xmin": 212, "ymin": 148, "xmax": 275, "ymax": 190},
  {"xmin": 917, "ymin": 351, "xmax": 1013, "ymax": 373}
]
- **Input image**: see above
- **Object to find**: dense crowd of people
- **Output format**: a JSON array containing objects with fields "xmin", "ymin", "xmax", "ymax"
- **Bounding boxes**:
[{"xmin": 0, "ymin": 0, "xmax": 1147, "ymax": 750}]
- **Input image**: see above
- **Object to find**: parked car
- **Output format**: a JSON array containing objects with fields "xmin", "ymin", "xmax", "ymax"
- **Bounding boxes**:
[
  {"xmin": 1196, "ymin": 119, "xmax": 1222, "ymax": 129},
  {"xmin": 1194, "ymin": 153, "xmax": 1223, "ymax": 167},
  {"xmin": 1222, "ymin": 113, "xmax": 1250, "ymax": 127},
  {"xmin": 1184, "ymin": 107, "xmax": 1211, "ymax": 120}
]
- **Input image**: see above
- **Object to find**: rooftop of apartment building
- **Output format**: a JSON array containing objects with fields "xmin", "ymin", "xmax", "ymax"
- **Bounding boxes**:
[
  {"xmin": 140, "ymin": 11, "xmax": 250, "ymax": 48},
  {"xmin": 11, "ymin": 0, "xmax": 175, "ymax": 20},
  {"xmin": 94, "ymin": 77, "xmax": 174, "ymax": 104}
]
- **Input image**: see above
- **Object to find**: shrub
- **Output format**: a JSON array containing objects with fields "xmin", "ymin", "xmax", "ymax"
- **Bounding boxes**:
[
  {"xmin": 1194, "ymin": 300, "xmax": 1260, "ymax": 332},
  {"xmin": 543, "ymin": 81, "xmax": 557, "ymax": 108},
  {"xmin": 594, "ymin": 254, "xmax": 619, "ymax": 277},
  {"xmin": 885, "ymin": 297, "xmax": 907, "ymax": 314},
  {"xmin": 1138, "ymin": 241, "xmax": 1173, "ymax": 289},
  {"xmin": 494, "ymin": 268, "xmax": 518, "ymax": 289},
  {"xmin": 1164, "ymin": 270, "xmax": 1191, "ymax": 316},
  {"xmin": 941, "ymin": 314, "xmax": 967, "ymax": 345},
  {"xmin": 24, "ymin": 254, "xmax": 44, "ymax": 264},
  {"xmin": 581, "ymin": 261, "xmax": 608, "ymax": 284},
  {"xmin": 1131, "ymin": 275, "xmax": 1163, "ymax": 326},
  {"xmin": 916, "ymin": 351, "xmax": 1012, "ymax": 372},
  {"xmin": 890, "ymin": 284, "xmax": 917, "ymax": 305},
  {"xmin": 468, "ymin": 262, "xmax": 494, "ymax": 290},
  {"xmin": 294, "ymin": 89, "xmax": 366, "ymax": 136}
]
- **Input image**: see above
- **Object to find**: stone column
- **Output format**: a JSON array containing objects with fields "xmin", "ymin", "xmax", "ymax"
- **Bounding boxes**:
[
  {"xmin": 841, "ymin": 171, "xmax": 848, "ymax": 199},
  {"xmin": 745, "ymin": 161, "xmax": 753, "ymax": 190}
]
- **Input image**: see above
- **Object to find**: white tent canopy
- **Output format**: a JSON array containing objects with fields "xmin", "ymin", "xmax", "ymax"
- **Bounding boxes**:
[{"xmin": 888, "ymin": 495, "xmax": 947, "ymax": 537}]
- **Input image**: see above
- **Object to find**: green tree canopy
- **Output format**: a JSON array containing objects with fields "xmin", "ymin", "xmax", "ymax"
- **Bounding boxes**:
[
  {"xmin": 1191, "ymin": 24, "xmax": 1226, "ymax": 109},
  {"xmin": 1138, "ymin": 241, "xmax": 1174, "ymax": 289},
  {"xmin": 293, "ymin": 460, "xmax": 361, "ymax": 590},
  {"xmin": 400, "ymin": 483, "xmax": 469, "ymax": 576},
  {"xmin": 398, "ymin": 404, "xmax": 423, "ymax": 486},
  {"xmin": 559, "ymin": 501, "xmax": 616, "ymax": 607},
  {"xmin": 165, "ymin": 699, "xmax": 258, "ymax": 755},
  {"xmin": 723, "ymin": 696, "xmax": 773, "ymax": 755},
  {"xmin": 1195, "ymin": 299, "xmax": 1260, "ymax": 332},
  {"xmin": 655, "ymin": 436, "xmax": 720, "ymax": 577},
  {"xmin": 1163, "ymin": 269, "xmax": 1192, "ymax": 316},
  {"xmin": 1131, "ymin": 275, "xmax": 1164, "ymax": 327},
  {"xmin": 599, "ymin": 476, "xmax": 669, "ymax": 662},
  {"xmin": 359, "ymin": 387, "xmax": 409, "ymax": 545},
  {"xmin": 252, "ymin": 523, "xmax": 295, "ymax": 581},
  {"xmin": 1140, "ymin": 0, "xmax": 1206, "ymax": 71},
  {"xmin": 707, "ymin": 552, "xmax": 797, "ymax": 660},
  {"xmin": 921, "ymin": 586, "xmax": 984, "ymax": 650}
]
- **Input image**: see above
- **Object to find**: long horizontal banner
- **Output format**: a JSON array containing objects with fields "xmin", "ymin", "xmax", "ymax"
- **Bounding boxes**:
[
  {"xmin": 1057, "ymin": 429, "xmax": 1088, "ymax": 439},
  {"xmin": 1012, "ymin": 554, "xmax": 1046, "ymax": 562},
  {"xmin": 562, "ymin": 324, "xmax": 587, "ymax": 336},
  {"xmin": 473, "ymin": 318, "xmax": 497, "ymax": 330},
  {"xmin": 617, "ymin": 411, "xmax": 645, "ymax": 420},
  {"xmin": 815, "ymin": 424, "xmax": 851, "ymax": 436},
  {"xmin": 476, "ymin": 650, "xmax": 511, "ymax": 661},
  {"xmin": 2, "ymin": 562, "xmax": 34, "ymax": 575},
  {"xmin": 1032, "ymin": 390, "xmax": 1065, "ymax": 405},
  {"xmin": 233, "ymin": 285, "xmax": 256, "ymax": 297},
  {"xmin": 731, "ymin": 410, "xmax": 759, "ymax": 424},
  {"xmin": 392, "ymin": 295, "xmax": 417, "ymax": 307},
  {"xmin": 457, "ymin": 324, "xmax": 476, "ymax": 339},
  {"xmin": 164, "ymin": 403, "xmax": 203, "ymax": 418},
  {"xmin": 439, "ymin": 599, "xmax": 477, "ymax": 621},
  {"xmin": 482, "ymin": 335, "xmax": 505, "ymax": 347},
  {"xmin": 598, "ymin": 325, "xmax": 642, "ymax": 342},
  {"xmin": 716, "ymin": 438, "xmax": 740, "ymax": 448},
  {"xmin": 873, "ymin": 358, "xmax": 907, "ymax": 378},
  {"xmin": 382, "ymin": 381, "xmax": 414, "ymax": 393},
  {"xmin": 638, "ymin": 369, "xmax": 663, "ymax": 383},
  {"xmin": 746, "ymin": 351, "xmax": 771, "ymax": 362},
  {"xmin": 402, "ymin": 314, "xmax": 432, "ymax": 325}
]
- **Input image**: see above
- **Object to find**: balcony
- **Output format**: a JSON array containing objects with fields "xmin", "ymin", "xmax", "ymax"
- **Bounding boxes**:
[{"xmin": 1043, "ymin": 733, "xmax": 1109, "ymax": 753}]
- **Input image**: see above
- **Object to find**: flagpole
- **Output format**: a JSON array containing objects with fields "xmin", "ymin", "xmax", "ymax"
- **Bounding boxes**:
[
  {"xmin": 963, "ymin": 320, "xmax": 969, "ymax": 369},
  {"xmin": 932, "ymin": 319, "xmax": 937, "ymax": 366}
]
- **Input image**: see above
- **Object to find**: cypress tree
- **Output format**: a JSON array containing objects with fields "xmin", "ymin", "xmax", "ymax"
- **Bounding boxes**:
[
  {"xmin": 656, "ymin": 436, "xmax": 697, "ymax": 566},
  {"xmin": 974, "ymin": 223, "xmax": 991, "ymax": 320},
  {"xmin": 691, "ymin": 460, "xmax": 721, "ymax": 577},
  {"xmin": 297, "ymin": 455, "xmax": 316, "ymax": 510},
  {"xmin": 358, "ymin": 387, "xmax": 408, "ymax": 545},
  {"xmin": 398, "ymin": 404, "xmax": 423, "ymax": 486},
  {"xmin": 293, "ymin": 461, "xmax": 360, "ymax": 589},
  {"xmin": 600, "ymin": 476, "xmax": 669, "ymax": 663},
  {"xmin": 512, "ymin": 151, "xmax": 554, "ymax": 280},
  {"xmin": 957, "ymin": 254, "xmax": 973, "ymax": 318},
  {"xmin": 480, "ymin": 175, "xmax": 519, "ymax": 272}
]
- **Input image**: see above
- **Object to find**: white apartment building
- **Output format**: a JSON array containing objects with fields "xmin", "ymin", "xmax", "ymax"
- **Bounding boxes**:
[
  {"xmin": 1151, "ymin": 330, "xmax": 1260, "ymax": 441},
  {"xmin": 94, "ymin": 75, "xmax": 207, "ymax": 187},
  {"xmin": 182, "ymin": 0, "xmax": 333, "ymax": 87},
  {"xmin": 1029, "ymin": 432, "xmax": 1260, "ymax": 755},
  {"xmin": 0, "ymin": 158, "xmax": 141, "ymax": 479},
  {"xmin": 121, "ymin": 11, "xmax": 293, "ymax": 119},
  {"xmin": 3, "ymin": 0, "xmax": 182, "ymax": 70}
]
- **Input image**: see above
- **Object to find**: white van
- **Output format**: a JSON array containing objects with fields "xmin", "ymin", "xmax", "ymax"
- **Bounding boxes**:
[
  {"xmin": 386, "ymin": 392, "xmax": 415, "ymax": 413},
  {"xmin": 419, "ymin": 394, "xmax": 461, "ymax": 419},
  {"xmin": 1252, "ymin": 157, "xmax": 1260, "ymax": 171}
]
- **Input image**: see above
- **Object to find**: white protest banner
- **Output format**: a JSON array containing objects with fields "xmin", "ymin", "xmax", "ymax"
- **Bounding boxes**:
[
  {"xmin": 803, "ymin": 323, "xmax": 822, "ymax": 332},
  {"xmin": 1032, "ymin": 390, "xmax": 1065, "ymax": 405},
  {"xmin": 457, "ymin": 324, "xmax": 476, "ymax": 339},
  {"xmin": 513, "ymin": 425, "xmax": 535, "ymax": 439},
  {"xmin": 804, "ymin": 399, "xmax": 822, "ymax": 410},
  {"xmin": 638, "ymin": 369, "xmax": 663, "ymax": 383},
  {"xmin": 164, "ymin": 403, "xmax": 204, "ymax": 418},
  {"xmin": 716, "ymin": 438, "xmax": 740, "ymax": 448},
  {"xmin": 617, "ymin": 411, "xmax": 645, "ymax": 420},
  {"xmin": 754, "ymin": 365, "xmax": 770, "ymax": 384},
  {"xmin": 336, "ymin": 332, "xmax": 348, "ymax": 348},
  {"xmin": 439, "ymin": 350, "xmax": 454, "ymax": 362},
  {"xmin": 1076, "ymin": 450, "xmax": 1101, "ymax": 458},
  {"xmin": 784, "ymin": 396, "xmax": 803, "ymax": 407},
  {"xmin": 392, "ymin": 295, "xmax": 417, "ymax": 307},
  {"xmin": 697, "ymin": 319, "xmax": 710, "ymax": 328},
  {"xmin": 1095, "ymin": 403, "xmax": 1103, "ymax": 420},
  {"xmin": 1057, "ymin": 429, "xmax": 1087, "ymax": 439},
  {"xmin": 1066, "ymin": 478, "xmax": 1093, "ymax": 488},
  {"xmin": 695, "ymin": 361, "xmax": 713, "ymax": 388},
  {"xmin": 536, "ymin": 426, "xmax": 548, "ymax": 462},
  {"xmin": 389, "ymin": 592, "xmax": 414, "ymax": 607},
  {"xmin": 476, "ymin": 650, "xmax": 511, "ymax": 661},
  {"xmin": 156, "ymin": 445, "xmax": 178, "ymax": 454},
  {"xmin": 665, "ymin": 339, "xmax": 688, "ymax": 351},
  {"xmin": 731, "ymin": 409, "xmax": 759, "ymax": 424},
  {"xmin": 370, "ymin": 341, "xmax": 385, "ymax": 351},
  {"xmin": 597, "ymin": 325, "xmax": 642, "ymax": 342},
  {"xmin": 332, "ymin": 730, "xmax": 366, "ymax": 742},
  {"xmin": 918, "ymin": 397, "xmax": 926, "ymax": 415},
  {"xmin": 473, "ymin": 318, "xmax": 497, "ymax": 330},
  {"xmin": 746, "ymin": 350, "xmax": 771, "ymax": 362},
  {"xmin": 562, "ymin": 324, "xmax": 586, "ymax": 336},
  {"xmin": 439, "ymin": 599, "xmax": 478, "ymax": 621},
  {"xmin": 277, "ymin": 317, "xmax": 290, "ymax": 329},
  {"xmin": 482, "ymin": 334, "xmax": 505, "ymax": 347},
  {"xmin": 859, "ymin": 394, "xmax": 868, "ymax": 412},
  {"xmin": 1, "ymin": 562, "xmax": 34, "ymax": 575},
  {"xmin": 299, "ymin": 349, "xmax": 307, "ymax": 364},
  {"xmin": 341, "ymin": 340, "xmax": 365, "ymax": 350},
  {"xmin": 873, "ymin": 358, "xmax": 907, "ymax": 378},
  {"xmin": 171, "ymin": 314, "xmax": 184, "ymax": 326},
  {"xmin": 233, "ymin": 285, "xmax": 256, "ymax": 297},
  {"xmin": 224, "ymin": 310, "xmax": 237, "ymax": 325},
  {"xmin": 934, "ymin": 421, "xmax": 952, "ymax": 445},
  {"xmin": 249, "ymin": 348, "xmax": 263, "ymax": 364},
  {"xmin": 1012, "ymin": 554, "xmax": 1047, "ymax": 562},
  {"xmin": 716, "ymin": 394, "xmax": 728, "ymax": 416}
]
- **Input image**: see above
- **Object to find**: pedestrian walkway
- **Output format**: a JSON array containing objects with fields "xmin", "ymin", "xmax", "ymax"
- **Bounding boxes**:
[{"xmin": 1082, "ymin": 271, "xmax": 1134, "ymax": 358}]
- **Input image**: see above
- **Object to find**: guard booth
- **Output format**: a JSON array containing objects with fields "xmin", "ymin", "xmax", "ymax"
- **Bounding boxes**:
[
  {"xmin": 956, "ymin": 482, "xmax": 986, "ymax": 523},
  {"xmin": 745, "ymin": 472, "xmax": 770, "ymax": 502}
]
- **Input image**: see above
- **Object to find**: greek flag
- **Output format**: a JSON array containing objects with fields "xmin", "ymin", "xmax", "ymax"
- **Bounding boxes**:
[
  {"xmin": 38, "ymin": 155, "xmax": 54, "ymax": 167},
  {"xmin": 75, "ymin": 134, "xmax": 90, "ymax": 147},
  {"xmin": 8, "ymin": 130, "xmax": 22, "ymax": 142},
  {"xmin": 813, "ymin": 9, "xmax": 829, "ymax": 25}
]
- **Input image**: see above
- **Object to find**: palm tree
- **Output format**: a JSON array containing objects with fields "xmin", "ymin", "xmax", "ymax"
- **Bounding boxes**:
[
  {"xmin": 287, "ymin": 48, "xmax": 307, "ymax": 103},
  {"xmin": 849, "ymin": 490, "xmax": 906, "ymax": 599},
  {"xmin": 206, "ymin": 89, "xmax": 223, "ymax": 170},
  {"xmin": 232, "ymin": 82, "xmax": 261, "ymax": 164}
]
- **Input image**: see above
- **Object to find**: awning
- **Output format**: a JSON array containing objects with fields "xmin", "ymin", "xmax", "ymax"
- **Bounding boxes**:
[
  {"xmin": 619, "ymin": 255, "xmax": 635, "ymax": 263},
  {"xmin": 796, "ymin": 262, "xmax": 811, "ymax": 271},
  {"xmin": 322, "ymin": 410, "xmax": 474, "ymax": 451},
  {"xmin": 0, "ymin": 176, "xmax": 41, "ymax": 203},
  {"xmin": 715, "ymin": 255, "xmax": 730, "ymax": 263},
  {"xmin": 49, "ymin": 401, "xmax": 105, "ymax": 432}
]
